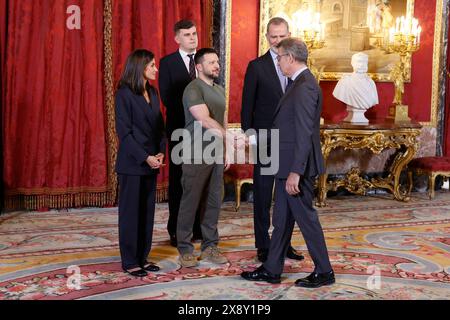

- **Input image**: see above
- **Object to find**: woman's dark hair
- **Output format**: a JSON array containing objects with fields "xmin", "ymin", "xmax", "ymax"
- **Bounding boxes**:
[{"xmin": 118, "ymin": 49, "xmax": 154, "ymax": 95}]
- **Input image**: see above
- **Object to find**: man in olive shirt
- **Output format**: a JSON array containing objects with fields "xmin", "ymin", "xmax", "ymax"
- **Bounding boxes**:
[{"xmin": 175, "ymin": 48, "xmax": 230, "ymax": 267}]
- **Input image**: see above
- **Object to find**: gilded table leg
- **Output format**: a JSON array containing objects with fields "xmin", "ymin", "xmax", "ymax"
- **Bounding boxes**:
[
  {"xmin": 408, "ymin": 170, "xmax": 414, "ymax": 195},
  {"xmin": 317, "ymin": 141, "xmax": 331, "ymax": 207},
  {"xmin": 429, "ymin": 173, "xmax": 436, "ymax": 200},
  {"xmin": 235, "ymin": 180, "xmax": 241, "ymax": 212},
  {"xmin": 373, "ymin": 144, "xmax": 417, "ymax": 202}
]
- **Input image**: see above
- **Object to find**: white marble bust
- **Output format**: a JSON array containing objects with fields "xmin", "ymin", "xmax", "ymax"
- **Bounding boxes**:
[{"xmin": 333, "ymin": 52, "xmax": 379, "ymax": 123}]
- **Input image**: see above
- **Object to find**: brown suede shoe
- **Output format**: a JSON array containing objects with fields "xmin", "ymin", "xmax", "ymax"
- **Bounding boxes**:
[
  {"xmin": 179, "ymin": 253, "xmax": 199, "ymax": 268},
  {"xmin": 199, "ymin": 246, "xmax": 228, "ymax": 264}
]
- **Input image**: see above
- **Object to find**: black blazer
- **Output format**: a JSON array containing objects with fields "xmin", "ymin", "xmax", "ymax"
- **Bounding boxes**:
[
  {"xmin": 241, "ymin": 50, "xmax": 284, "ymax": 131},
  {"xmin": 273, "ymin": 69, "xmax": 325, "ymax": 179},
  {"xmin": 115, "ymin": 85, "xmax": 166, "ymax": 175},
  {"xmin": 158, "ymin": 51, "xmax": 192, "ymax": 134}
]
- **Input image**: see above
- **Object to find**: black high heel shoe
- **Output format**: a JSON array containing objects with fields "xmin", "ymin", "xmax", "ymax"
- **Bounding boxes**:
[
  {"xmin": 141, "ymin": 262, "xmax": 160, "ymax": 272},
  {"xmin": 123, "ymin": 267, "xmax": 147, "ymax": 277}
]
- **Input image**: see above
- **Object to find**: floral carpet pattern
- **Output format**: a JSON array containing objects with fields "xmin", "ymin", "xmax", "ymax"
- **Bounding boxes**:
[{"xmin": 0, "ymin": 192, "xmax": 449, "ymax": 300}]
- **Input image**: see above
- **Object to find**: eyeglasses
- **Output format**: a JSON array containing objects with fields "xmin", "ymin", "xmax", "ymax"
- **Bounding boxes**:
[{"xmin": 276, "ymin": 53, "xmax": 289, "ymax": 62}]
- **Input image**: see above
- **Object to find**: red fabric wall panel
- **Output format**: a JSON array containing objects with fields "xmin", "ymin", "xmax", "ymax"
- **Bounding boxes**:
[
  {"xmin": 229, "ymin": 0, "xmax": 438, "ymax": 124},
  {"xmin": 228, "ymin": 0, "xmax": 260, "ymax": 123}
]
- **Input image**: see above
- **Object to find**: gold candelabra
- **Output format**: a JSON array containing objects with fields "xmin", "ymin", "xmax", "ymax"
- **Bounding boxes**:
[
  {"xmin": 298, "ymin": 30, "xmax": 325, "ymax": 82},
  {"xmin": 292, "ymin": 10, "xmax": 326, "ymax": 124},
  {"xmin": 381, "ymin": 16, "xmax": 421, "ymax": 122},
  {"xmin": 293, "ymin": 10, "xmax": 325, "ymax": 83}
]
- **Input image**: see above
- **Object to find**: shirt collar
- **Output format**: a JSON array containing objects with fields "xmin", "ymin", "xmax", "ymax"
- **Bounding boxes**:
[
  {"xmin": 290, "ymin": 66, "xmax": 308, "ymax": 81},
  {"xmin": 179, "ymin": 48, "xmax": 196, "ymax": 59},
  {"xmin": 269, "ymin": 48, "xmax": 278, "ymax": 61}
]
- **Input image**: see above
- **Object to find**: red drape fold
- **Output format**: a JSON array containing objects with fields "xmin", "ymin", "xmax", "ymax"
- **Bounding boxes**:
[
  {"xmin": 0, "ymin": 0, "xmax": 6, "ymax": 208},
  {"xmin": 3, "ymin": 0, "xmax": 109, "ymax": 210}
]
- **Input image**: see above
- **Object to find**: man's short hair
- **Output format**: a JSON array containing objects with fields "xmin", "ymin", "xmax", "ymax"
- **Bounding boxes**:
[
  {"xmin": 194, "ymin": 48, "xmax": 218, "ymax": 64},
  {"xmin": 174, "ymin": 19, "xmax": 195, "ymax": 34},
  {"xmin": 277, "ymin": 38, "xmax": 308, "ymax": 64},
  {"xmin": 266, "ymin": 17, "xmax": 289, "ymax": 33}
]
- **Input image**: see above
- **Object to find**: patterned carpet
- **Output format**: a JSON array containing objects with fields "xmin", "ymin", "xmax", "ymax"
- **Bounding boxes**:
[{"xmin": 0, "ymin": 191, "xmax": 449, "ymax": 300}]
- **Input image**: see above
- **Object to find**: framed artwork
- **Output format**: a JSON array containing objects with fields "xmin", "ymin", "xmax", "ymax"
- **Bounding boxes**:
[{"xmin": 259, "ymin": 0, "xmax": 415, "ymax": 81}]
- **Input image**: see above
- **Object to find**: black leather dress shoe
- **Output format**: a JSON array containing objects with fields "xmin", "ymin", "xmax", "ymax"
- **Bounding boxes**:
[
  {"xmin": 123, "ymin": 268, "xmax": 148, "ymax": 277},
  {"xmin": 241, "ymin": 265, "xmax": 281, "ymax": 284},
  {"xmin": 286, "ymin": 246, "xmax": 304, "ymax": 261},
  {"xmin": 256, "ymin": 248, "xmax": 269, "ymax": 262},
  {"xmin": 169, "ymin": 234, "xmax": 177, "ymax": 247},
  {"xmin": 295, "ymin": 271, "xmax": 335, "ymax": 288},
  {"xmin": 141, "ymin": 262, "xmax": 160, "ymax": 272}
]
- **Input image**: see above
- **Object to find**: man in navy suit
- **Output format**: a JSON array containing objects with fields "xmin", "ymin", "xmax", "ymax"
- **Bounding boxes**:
[
  {"xmin": 241, "ymin": 17, "xmax": 303, "ymax": 263},
  {"xmin": 241, "ymin": 38, "xmax": 334, "ymax": 288},
  {"xmin": 159, "ymin": 20, "xmax": 202, "ymax": 246}
]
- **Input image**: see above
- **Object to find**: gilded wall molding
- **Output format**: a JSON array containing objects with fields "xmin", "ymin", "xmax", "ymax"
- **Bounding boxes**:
[{"xmin": 426, "ymin": 0, "xmax": 445, "ymax": 128}]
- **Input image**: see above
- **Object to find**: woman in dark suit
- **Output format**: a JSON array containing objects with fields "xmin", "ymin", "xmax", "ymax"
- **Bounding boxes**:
[{"xmin": 115, "ymin": 49, "xmax": 166, "ymax": 277}]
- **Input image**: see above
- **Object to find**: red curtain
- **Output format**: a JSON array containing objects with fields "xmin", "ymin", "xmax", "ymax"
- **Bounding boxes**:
[
  {"xmin": 3, "ymin": 0, "xmax": 109, "ymax": 210},
  {"xmin": 112, "ymin": 0, "xmax": 212, "ymax": 201},
  {"xmin": 1, "ymin": 0, "xmax": 213, "ymax": 210},
  {"xmin": 0, "ymin": 0, "xmax": 6, "ymax": 209}
]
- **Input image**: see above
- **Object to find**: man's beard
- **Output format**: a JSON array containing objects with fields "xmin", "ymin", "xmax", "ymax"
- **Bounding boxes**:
[{"xmin": 204, "ymin": 69, "xmax": 219, "ymax": 81}]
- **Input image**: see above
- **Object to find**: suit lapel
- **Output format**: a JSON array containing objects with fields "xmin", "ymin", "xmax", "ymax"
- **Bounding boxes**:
[
  {"xmin": 273, "ymin": 69, "xmax": 310, "ymax": 118},
  {"xmin": 174, "ymin": 51, "xmax": 191, "ymax": 79},
  {"xmin": 141, "ymin": 90, "xmax": 160, "ymax": 130},
  {"xmin": 262, "ymin": 51, "xmax": 284, "ymax": 98}
]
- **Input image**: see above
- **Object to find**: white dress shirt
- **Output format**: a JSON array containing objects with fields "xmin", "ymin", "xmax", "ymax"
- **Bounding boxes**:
[
  {"xmin": 290, "ymin": 66, "xmax": 308, "ymax": 82},
  {"xmin": 179, "ymin": 49, "xmax": 198, "ymax": 78},
  {"xmin": 270, "ymin": 49, "xmax": 287, "ymax": 92}
]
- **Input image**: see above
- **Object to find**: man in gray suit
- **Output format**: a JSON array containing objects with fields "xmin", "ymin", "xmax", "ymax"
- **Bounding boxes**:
[{"xmin": 241, "ymin": 38, "xmax": 334, "ymax": 288}]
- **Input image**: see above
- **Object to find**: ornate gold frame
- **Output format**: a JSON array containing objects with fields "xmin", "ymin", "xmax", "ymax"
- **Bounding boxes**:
[
  {"xmin": 250, "ymin": 0, "xmax": 444, "ymax": 128},
  {"xmin": 226, "ymin": 0, "xmax": 443, "ymax": 127},
  {"xmin": 259, "ymin": 0, "xmax": 416, "ymax": 82},
  {"xmin": 428, "ymin": 0, "xmax": 444, "ymax": 128}
]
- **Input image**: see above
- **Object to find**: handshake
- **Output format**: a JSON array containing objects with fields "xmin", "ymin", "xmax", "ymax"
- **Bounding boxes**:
[{"xmin": 224, "ymin": 131, "xmax": 254, "ymax": 167}]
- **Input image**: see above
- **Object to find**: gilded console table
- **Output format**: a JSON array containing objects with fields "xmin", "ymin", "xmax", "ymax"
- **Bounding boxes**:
[{"xmin": 317, "ymin": 120, "xmax": 422, "ymax": 207}]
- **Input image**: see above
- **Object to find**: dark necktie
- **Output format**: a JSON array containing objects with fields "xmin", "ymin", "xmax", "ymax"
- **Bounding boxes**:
[
  {"xmin": 187, "ymin": 54, "xmax": 196, "ymax": 80},
  {"xmin": 286, "ymin": 78, "xmax": 294, "ymax": 91}
]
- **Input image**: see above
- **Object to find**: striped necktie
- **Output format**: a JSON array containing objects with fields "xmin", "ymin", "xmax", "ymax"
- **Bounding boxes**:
[{"xmin": 187, "ymin": 54, "xmax": 196, "ymax": 80}]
